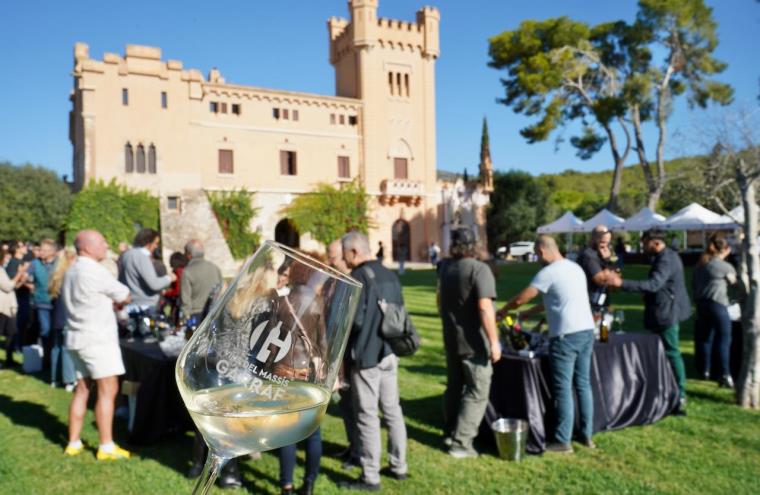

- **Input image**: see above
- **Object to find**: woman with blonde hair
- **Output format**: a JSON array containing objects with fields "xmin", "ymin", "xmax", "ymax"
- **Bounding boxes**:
[
  {"xmin": 693, "ymin": 234, "xmax": 737, "ymax": 388},
  {"xmin": 49, "ymin": 248, "xmax": 77, "ymax": 390}
]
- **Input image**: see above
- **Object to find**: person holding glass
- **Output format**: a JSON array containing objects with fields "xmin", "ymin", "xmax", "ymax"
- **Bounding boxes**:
[
  {"xmin": 274, "ymin": 252, "xmax": 328, "ymax": 495},
  {"xmin": 693, "ymin": 234, "xmax": 737, "ymax": 388},
  {"xmin": 176, "ymin": 241, "xmax": 361, "ymax": 495}
]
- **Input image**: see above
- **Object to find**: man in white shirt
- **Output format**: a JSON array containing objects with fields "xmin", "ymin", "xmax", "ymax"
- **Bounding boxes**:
[
  {"xmin": 63, "ymin": 230, "xmax": 132, "ymax": 461},
  {"xmin": 498, "ymin": 235, "xmax": 595, "ymax": 454}
]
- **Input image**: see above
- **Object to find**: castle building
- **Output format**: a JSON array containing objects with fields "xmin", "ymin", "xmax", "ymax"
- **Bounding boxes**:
[{"xmin": 69, "ymin": 0, "xmax": 491, "ymax": 271}]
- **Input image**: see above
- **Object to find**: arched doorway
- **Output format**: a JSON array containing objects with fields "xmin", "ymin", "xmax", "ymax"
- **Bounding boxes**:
[
  {"xmin": 392, "ymin": 219, "xmax": 410, "ymax": 261},
  {"xmin": 275, "ymin": 218, "xmax": 300, "ymax": 248}
]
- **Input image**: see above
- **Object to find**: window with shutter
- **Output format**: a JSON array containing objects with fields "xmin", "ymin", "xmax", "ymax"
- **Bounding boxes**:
[
  {"xmin": 280, "ymin": 151, "xmax": 297, "ymax": 175},
  {"xmin": 394, "ymin": 158, "xmax": 408, "ymax": 179},
  {"xmin": 338, "ymin": 156, "xmax": 350, "ymax": 178},
  {"xmin": 219, "ymin": 149, "xmax": 234, "ymax": 174}
]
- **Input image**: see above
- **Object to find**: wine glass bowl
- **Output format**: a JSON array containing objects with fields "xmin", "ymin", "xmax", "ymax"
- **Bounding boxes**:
[{"xmin": 175, "ymin": 241, "xmax": 362, "ymax": 493}]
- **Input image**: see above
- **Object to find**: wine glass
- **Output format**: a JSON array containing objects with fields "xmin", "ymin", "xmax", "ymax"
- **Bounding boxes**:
[
  {"xmin": 175, "ymin": 241, "xmax": 362, "ymax": 494},
  {"xmin": 614, "ymin": 309, "xmax": 625, "ymax": 333}
]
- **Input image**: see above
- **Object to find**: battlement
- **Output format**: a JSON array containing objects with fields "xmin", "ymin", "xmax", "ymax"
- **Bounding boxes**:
[
  {"xmin": 328, "ymin": 2, "xmax": 440, "ymax": 63},
  {"xmin": 377, "ymin": 18, "xmax": 421, "ymax": 32},
  {"xmin": 73, "ymin": 43, "xmax": 185, "ymax": 80},
  {"xmin": 328, "ymin": 17, "xmax": 349, "ymax": 41}
]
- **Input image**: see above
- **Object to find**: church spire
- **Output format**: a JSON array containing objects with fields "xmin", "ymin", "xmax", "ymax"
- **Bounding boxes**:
[{"xmin": 479, "ymin": 116, "xmax": 494, "ymax": 192}]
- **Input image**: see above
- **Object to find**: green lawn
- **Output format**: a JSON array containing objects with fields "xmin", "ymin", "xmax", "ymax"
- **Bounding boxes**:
[{"xmin": 1, "ymin": 264, "xmax": 759, "ymax": 494}]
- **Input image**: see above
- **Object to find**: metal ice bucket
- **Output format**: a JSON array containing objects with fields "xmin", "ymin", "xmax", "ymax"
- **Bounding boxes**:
[{"xmin": 491, "ymin": 418, "xmax": 528, "ymax": 461}]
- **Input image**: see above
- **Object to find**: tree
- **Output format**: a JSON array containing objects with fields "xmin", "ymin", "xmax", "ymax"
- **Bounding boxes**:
[
  {"xmin": 627, "ymin": 0, "xmax": 733, "ymax": 208},
  {"xmin": 697, "ymin": 110, "xmax": 760, "ymax": 409},
  {"xmin": 65, "ymin": 179, "xmax": 158, "ymax": 249},
  {"xmin": 281, "ymin": 181, "xmax": 372, "ymax": 246},
  {"xmin": 488, "ymin": 0, "xmax": 732, "ymax": 211},
  {"xmin": 0, "ymin": 162, "xmax": 71, "ymax": 241},
  {"xmin": 486, "ymin": 171, "xmax": 549, "ymax": 251},
  {"xmin": 207, "ymin": 189, "xmax": 261, "ymax": 259}
]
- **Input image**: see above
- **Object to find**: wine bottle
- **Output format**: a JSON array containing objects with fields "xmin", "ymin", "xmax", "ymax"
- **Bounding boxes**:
[{"xmin": 600, "ymin": 311, "xmax": 609, "ymax": 343}]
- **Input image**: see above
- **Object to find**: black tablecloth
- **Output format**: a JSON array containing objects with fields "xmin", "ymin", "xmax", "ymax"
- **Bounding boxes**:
[
  {"xmin": 120, "ymin": 340, "xmax": 191, "ymax": 444},
  {"xmin": 487, "ymin": 332, "xmax": 680, "ymax": 454}
]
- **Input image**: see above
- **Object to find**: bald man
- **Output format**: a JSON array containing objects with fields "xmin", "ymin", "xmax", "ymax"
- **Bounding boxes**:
[
  {"xmin": 63, "ymin": 230, "xmax": 132, "ymax": 460},
  {"xmin": 498, "ymin": 235, "xmax": 595, "ymax": 454}
]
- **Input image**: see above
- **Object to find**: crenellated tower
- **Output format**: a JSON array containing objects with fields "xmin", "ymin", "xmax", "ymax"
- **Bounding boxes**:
[{"xmin": 328, "ymin": 1, "xmax": 440, "ymax": 259}]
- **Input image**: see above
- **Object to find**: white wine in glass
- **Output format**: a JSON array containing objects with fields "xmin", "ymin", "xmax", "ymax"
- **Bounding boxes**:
[{"xmin": 176, "ymin": 241, "xmax": 362, "ymax": 494}]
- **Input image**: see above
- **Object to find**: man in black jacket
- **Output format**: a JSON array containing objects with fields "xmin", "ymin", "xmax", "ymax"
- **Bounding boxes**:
[
  {"xmin": 610, "ymin": 229, "xmax": 691, "ymax": 413},
  {"xmin": 339, "ymin": 232, "xmax": 407, "ymax": 492}
]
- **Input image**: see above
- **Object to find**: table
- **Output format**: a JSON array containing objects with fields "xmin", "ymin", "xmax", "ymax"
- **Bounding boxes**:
[
  {"xmin": 120, "ymin": 340, "xmax": 191, "ymax": 444},
  {"xmin": 487, "ymin": 332, "xmax": 680, "ymax": 454}
]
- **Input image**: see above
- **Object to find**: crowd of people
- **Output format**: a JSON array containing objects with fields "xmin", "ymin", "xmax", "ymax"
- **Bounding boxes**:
[{"xmin": 0, "ymin": 224, "xmax": 741, "ymax": 493}]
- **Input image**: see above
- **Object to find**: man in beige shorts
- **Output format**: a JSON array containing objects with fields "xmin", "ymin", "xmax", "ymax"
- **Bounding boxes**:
[{"xmin": 63, "ymin": 230, "xmax": 132, "ymax": 460}]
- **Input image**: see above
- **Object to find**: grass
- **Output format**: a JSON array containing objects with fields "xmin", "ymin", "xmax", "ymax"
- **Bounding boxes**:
[{"xmin": 1, "ymin": 264, "xmax": 760, "ymax": 494}]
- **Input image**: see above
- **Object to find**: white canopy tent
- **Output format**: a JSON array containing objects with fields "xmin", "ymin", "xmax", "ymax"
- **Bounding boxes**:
[
  {"xmin": 717, "ymin": 206, "xmax": 744, "ymax": 227},
  {"xmin": 537, "ymin": 211, "xmax": 584, "ymax": 233},
  {"xmin": 663, "ymin": 203, "xmax": 735, "ymax": 230},
  {"xmin": 578, "ymin": 208, "xmax": 625, "ymax": 233},
  {"xmin": 614, "ymin": 207, "xmax": 666, "ymax": 232}
]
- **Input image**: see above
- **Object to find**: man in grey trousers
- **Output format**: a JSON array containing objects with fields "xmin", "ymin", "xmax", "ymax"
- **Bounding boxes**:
[
  {"xmin": 438, "ymin": 227, "xmax": 501, "ymax": 458},
  {"xmin": 339, "ymin": 232, "xmax": 407, "ymax": 492}
]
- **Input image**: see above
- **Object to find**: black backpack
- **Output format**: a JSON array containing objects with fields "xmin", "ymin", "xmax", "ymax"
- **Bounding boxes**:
[{"xmin": 363, "ymin": 266, "xmax": 420, "ymax": 357}]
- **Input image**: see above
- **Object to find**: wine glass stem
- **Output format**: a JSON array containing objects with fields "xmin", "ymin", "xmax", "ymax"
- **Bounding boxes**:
[{"xmin": 192, "ymin": 452, "xmax": 227, "ymax": 495}]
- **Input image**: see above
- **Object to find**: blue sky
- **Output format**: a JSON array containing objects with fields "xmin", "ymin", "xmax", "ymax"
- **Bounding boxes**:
[{"xmin": 0, "ymin": 0, "xmax": 757, "ymax": 179}]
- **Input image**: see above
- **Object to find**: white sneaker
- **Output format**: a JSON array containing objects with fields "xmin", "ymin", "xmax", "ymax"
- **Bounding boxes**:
[
  {"xmin": 448, "ymin": 447, "xmax": 478, "ymax": 459},
  {"xmin": 65, "ymin": 383, "xmax": 76, "ymax": 392}
]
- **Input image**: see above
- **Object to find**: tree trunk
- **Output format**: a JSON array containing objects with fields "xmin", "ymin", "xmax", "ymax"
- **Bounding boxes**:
[
  {"xmin": 737, "ymin": 174, "xmax": 760, "ymax": 408},
  {"xmin": 605, "ymin": 118, "xmax": 631, "ymax": 213},
  {"xmin": 630, "ymin": 105, "xmax": 662, "ymax": 209}
]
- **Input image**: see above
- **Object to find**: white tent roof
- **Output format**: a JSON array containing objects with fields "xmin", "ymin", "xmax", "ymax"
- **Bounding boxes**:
[
  {"xmin": 720, "ymin": 206, "xmax": 744, "ymax": 225},
  {"xmin": 615, "ymin": 207, "xmax": 666, "ymax": 232},
  {"xmin": 579, "ymin": 209, "xmax": 625, "ymax": 233},
  {"xmin": 537, "ymin": 211, "xmax": 584, "ymax": 233},
  {"xmin": 663, "ymin": 203, "xmax": 731, "ymax": 230}
]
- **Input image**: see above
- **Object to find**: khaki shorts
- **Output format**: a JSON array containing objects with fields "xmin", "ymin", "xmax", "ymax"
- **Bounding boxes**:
[{"xmin": 68, "ymin": 344, "xmax": 125, "ymax": 380}]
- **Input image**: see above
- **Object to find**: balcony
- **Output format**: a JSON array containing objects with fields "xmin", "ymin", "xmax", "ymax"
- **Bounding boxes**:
[{"xmin": 380, "ymin": 179, "xmax": 424, "ymax": 206}]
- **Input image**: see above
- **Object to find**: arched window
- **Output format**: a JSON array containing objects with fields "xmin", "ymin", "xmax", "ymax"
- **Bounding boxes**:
[
  {"xmin": 404, "ymin": 73, "xmax": 410, "ymax": 97},
  {"xmin": 148, "ymin": 144, "xmax": 157, "ymax": 174},
  {"xmin": 125, "ymin": 142, "xmax": 134, "ymax": 173},
  {"xmin": 396, "ymin": 73, "xmax": 402, "ymax": 96},
  {"xmin": 388, "ymin": 72, "xmax": 394, "ymax": 96},
  {"xmin": 136, "ymin": 144, "xmax": 146, "ymax": 173}
]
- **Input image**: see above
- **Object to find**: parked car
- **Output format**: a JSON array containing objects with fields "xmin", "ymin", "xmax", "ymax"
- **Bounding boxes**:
[
  {"xmin": 496, "ymin": 241, "xmax": 535, "ymax": 261},
  {"xmin": 508, "ymin": 241, "xmax": 534, "ymax": 261}
]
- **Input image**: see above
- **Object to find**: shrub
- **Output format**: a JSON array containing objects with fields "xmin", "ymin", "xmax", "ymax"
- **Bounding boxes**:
[
  {"xmin": 207, "ymin": 189, "xmax": 261, "ymax": 259},
  {"xmin": 65, "ymin": 179, "xmax": 158, "ymax": 248}
]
